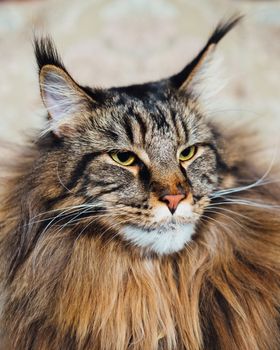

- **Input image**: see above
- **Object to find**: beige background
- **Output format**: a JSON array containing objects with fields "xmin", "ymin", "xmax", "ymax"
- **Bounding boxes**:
[{"xmin": 0, "ymin": 0, "xmax": 279, "ymax": 144}]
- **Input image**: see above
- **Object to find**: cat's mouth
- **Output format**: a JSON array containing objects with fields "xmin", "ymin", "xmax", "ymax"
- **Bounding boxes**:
[
  {"xmin": 121, "ymin": 221, "xmax": 195, "ymax": 255},
  {"xmin": 112, "ymin": 199, "xmax": 205, "ymax": 254},
  {"xmin": 145, "ymin": 215, "xmax": 195, "ymax": 231},
  {"xmin": 120, "ymin": 202, "xmax": 196, "ymax": 254}
]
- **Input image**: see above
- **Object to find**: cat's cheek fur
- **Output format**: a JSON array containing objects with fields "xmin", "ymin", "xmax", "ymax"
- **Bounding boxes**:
[{"xmin": 121, "ymin": 223, "xmax": 195, "ymax": 255}]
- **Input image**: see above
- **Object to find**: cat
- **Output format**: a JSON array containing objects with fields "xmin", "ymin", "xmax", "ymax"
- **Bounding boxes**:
[{"xmin": 0, "ymin": 15, "xmax": 279, "ymax": 350}]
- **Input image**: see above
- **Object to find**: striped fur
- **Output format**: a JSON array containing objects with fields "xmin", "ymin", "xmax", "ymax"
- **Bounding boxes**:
[{"xmin": 0, "ymin": 16, "xmax": 279, "ymax": 349}]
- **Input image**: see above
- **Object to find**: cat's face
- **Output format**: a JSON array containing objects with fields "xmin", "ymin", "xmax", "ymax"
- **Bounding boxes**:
[
  {"xmin": 35, "ymin": 18, "xmax": 240, "ymax": 254},
  {"xmin": 89, "ymin": 96, "xmax": 219, "ymax": 254},
  {"xmin": 40, "ymin": 87, "xmax": 223, "ymax": 254}
]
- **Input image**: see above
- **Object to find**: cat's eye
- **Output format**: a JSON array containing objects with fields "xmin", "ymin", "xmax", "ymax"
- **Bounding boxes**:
[
  {"xmin": 110, "ymin": 151, "xmax": 136, "ymax": 166},
  {"xmin": 179, "ymin": 145, "xmax": 197, "ymax": 162}
]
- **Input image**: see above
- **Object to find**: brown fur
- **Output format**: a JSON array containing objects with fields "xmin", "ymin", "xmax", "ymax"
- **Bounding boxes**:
[
  {"xmin": 0, "ymin": 133, "xmax": 279, "ymax": 349},
  {"xmin": 0, "ymin": 17, "xmax": 279, "ymax": 349}
]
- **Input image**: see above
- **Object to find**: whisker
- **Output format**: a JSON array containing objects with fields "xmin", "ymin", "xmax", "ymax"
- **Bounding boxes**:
[
  {"xmin": 31, "ymin": 209, "xmax": 125, "ymax": 267},
  {"xmin": 210, "ymin": 146, "xmax": 279, "ymax": 199},
  {"xmin": 56, "ymin": 162, "xmax": 73, "ymax": 194},
  {"xmin": 27, "ymin": 206, "xmax": 98, "ymax": 229},
  {"xmin": 205, "ymin": 205, "xmax": 260, "ymax": 223},
  {"xmin": 202, "ymin": 210, "xmax": 249, "ymax": 231},
  {"xmin": 26, "ymin": 201, "xmax": 123, "ymax": 226},
  {"xmin": 199, "ymin": 214, "xmax": 233, "ymax": 232},
  {"xmin": 30, "ymin": 203, "xmax": 123, "ymax": 242},
  {"xmin": 55, "ymin": 208, "xmax": 123, "ymax": 237},
  {"xmin": 210, "ymin": 198, "xmax": 280, "ymax": 210}
]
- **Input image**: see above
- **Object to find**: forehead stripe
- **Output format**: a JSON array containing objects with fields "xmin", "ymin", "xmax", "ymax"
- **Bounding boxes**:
[
  {"xmin": 133, "ymin": 111, "xmax": 147, "ymax": 142},
  {"xmin": 178, "ymin": 117, "xmax": 189, "ymax": 141},
  {"xmin": 66, "ymin": 152, "xmax": 101, "ymax": 190},
  {"xmin": 122, "ymin": 115, "xmax": 134, "ymax": 143},
  {"xmin": 169, "ymin": 108, "xmax": 180, "ymax": 139},
  {"xmin": 152, "ymin": 106, "xmax": 170, "ymax": 130},
  {"xmin": 170, "ymin": 107, "xmax": 188, "ymax": 142}
]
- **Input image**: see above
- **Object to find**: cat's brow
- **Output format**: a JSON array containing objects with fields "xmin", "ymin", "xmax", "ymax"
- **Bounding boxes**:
[{"xmin": 132, "ymin": 147, "xmax": 150, "ymax": 165}]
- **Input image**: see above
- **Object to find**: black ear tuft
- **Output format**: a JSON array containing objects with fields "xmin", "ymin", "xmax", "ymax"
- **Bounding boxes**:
[
  {"xmin": 33, "ymin": 36, "xmax": 66, "ymax": 72},
  {"xmin": 205, "ymin": 15, "xmax": 243, "ymax": 47},
  {"xmin": 169, "ymin": 14, "xmax": 243, "ymax": 89}
]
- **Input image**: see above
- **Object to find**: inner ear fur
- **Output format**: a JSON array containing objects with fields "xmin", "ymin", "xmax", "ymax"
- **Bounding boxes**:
[
  {"xmin": 39, "ymin": 64, "xmax": 93, "ymax": 115},
  {"xmin": 34, "ymin": 36, "xmax": 95, "ymax": 137},
  {"xmin": 39, "ymin": 64, "xmax": 94, "ymax": 137}
]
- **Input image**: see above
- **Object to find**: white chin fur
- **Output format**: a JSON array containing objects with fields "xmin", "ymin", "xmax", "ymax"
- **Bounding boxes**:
[{"xmin": 122, "ymin": 223, "xmax": 195, "ymax": 255}]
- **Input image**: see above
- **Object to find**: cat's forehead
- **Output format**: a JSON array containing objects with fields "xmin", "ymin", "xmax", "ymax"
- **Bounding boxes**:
[{"xmin": 96, "ymin": 88, "xmax": 209, "ymax": 154}]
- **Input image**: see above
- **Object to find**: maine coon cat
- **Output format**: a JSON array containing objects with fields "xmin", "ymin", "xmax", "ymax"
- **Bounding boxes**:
[{"xmin": 0, "ymin": 16, "xmax": 279, "ymax": 349}]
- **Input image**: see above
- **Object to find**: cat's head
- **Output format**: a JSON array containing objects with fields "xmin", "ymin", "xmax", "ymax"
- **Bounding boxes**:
[{"xmin": 35, "ymin": 16, "xmax": 241, "ymax": 255}]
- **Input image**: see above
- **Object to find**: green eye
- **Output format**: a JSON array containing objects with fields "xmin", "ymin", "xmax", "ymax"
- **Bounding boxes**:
[
  {"xmin": 110, "ymin": 151, "xmax": 136, "ymax": 166},
  {"xmin": 179, "ymin": 145, "xmax": 197, "ymax": 162}
]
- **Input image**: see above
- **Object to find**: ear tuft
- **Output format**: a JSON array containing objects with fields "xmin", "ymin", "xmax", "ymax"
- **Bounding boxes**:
[
  {"xmin": 169, "ymin": 14, "xmax": 243, "ymax": 93},
  {"xmin": 34, "ymin": 37, "xmax": 94, "ymax": 137},
  {"xmin": 34, "ymin": 36, "xmax": 66, "ymax": 73},
  {"xmin": 205, "ymin": 15, "xmax": 243, "ymax": 47}
]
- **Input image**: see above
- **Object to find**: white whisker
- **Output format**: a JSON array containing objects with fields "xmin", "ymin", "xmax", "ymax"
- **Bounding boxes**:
[
  {"xmin": 210, "ymin": 198, "xmax": 280, "ymax": 210},
  {"xmin": 202, "ymin": 210, "xmax": 249, "ymax": 231},
  {"xmin": 211, "ymin": 146, "xmax": 279, "ymax": 199},
  {"xmin": 205, "ymin": 205, "xmax": 260, "ymax": 222},
  {"xmin": 56, "ymin": 162, "xmax": 73, "ymax": 194}
]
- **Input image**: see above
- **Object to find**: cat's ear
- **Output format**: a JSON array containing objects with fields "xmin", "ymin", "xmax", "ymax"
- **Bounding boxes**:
[
  {"xmin": 169, "ymin": 15, "xmax": 242, "ymax": 101},
  {"xmin": 34, "ymin": 37, "xmax": 94, "ymax": 137}
]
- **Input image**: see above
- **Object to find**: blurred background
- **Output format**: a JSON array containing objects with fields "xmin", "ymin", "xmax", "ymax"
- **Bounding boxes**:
[{"xmin": 0, "ymin": 0, "xmax": 279, "ymax": 144}]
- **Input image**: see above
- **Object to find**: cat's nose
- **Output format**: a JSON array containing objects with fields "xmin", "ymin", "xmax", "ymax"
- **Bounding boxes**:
[{"xmin": 160, "ymin": 193, "xmax": 186, "ymax": 214}]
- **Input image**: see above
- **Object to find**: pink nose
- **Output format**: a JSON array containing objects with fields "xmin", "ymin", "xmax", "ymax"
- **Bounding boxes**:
[{"xmin": 161, "ymin": 194, "xmax": 186, "ymax": 214}]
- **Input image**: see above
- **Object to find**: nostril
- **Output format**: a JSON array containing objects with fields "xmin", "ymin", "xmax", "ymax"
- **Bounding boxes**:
[{"xmin": 160, "ymin": 194, "xmax": 186, "ymax": 214}]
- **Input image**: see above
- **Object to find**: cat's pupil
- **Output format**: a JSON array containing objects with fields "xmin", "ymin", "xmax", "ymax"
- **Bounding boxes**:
[
  {"xmin": 118, "ymin": 152, "xmax": 132, "ymax": 162},
  {"xmin": 181, "ymin": 147, "xmax": 191, "ymax": 156}
]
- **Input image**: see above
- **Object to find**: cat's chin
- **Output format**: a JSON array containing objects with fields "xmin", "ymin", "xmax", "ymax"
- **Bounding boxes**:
[{"xmin": 121, "ymin": 222, "xmax": 195, "ymax": 255}]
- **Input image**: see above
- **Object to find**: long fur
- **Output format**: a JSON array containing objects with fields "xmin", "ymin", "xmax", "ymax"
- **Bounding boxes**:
[
  {"xmin": 0, "ymin": 133, "xmax": 279, "ymax": 350},
  {"xmin": 0, "ymin": 16, "xmax": 279, "ymax": 350}
]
